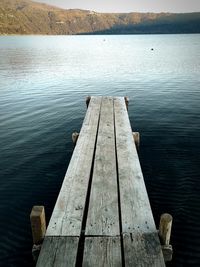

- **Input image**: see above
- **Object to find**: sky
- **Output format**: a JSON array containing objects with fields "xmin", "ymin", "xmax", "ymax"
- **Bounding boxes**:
[{"xmin": 34, "ymin": 0, "xmax": 200, "ymax": 13}]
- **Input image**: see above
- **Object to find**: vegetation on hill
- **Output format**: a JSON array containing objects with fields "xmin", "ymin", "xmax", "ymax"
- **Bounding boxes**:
[{"xmin": 0, "ymin": 0, "xmax": 199, "ymax": 34}]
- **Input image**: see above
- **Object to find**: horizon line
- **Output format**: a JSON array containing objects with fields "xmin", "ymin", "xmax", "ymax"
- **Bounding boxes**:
[{"xmin": 32, "ymin": 0, "xmax": 200, "ymax": 14}]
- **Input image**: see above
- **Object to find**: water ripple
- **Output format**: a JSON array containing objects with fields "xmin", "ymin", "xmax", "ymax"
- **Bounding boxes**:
[{"xmin": 0, "ymin": 34, "xmax": 200, "ymax": 267}]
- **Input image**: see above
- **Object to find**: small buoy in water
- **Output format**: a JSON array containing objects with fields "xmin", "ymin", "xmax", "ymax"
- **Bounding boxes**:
[
  {"xmin": 151, "ymin": 48, "xmax": 154, "ymax": 51},
  {"xmin": 103, "ymin": 39, "xmax": 106, "ymax": 41}
]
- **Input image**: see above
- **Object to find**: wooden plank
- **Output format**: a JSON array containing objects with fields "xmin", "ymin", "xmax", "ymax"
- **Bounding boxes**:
[
  {"xmin": 46, "ymin": 96, "xmax": 102, "ymax": 236},
  {"xmin": 123, "ymin": 233, "xmax": 165, "ymax": 266},
  {"xmin": 36, "ymin": 237, "xmax": 78, "ymax": 267},
  {"xmin": 85, "ymin": 97, "xmax": 119, "ymax": 236},
  {"xmin": 83, "ymin": 237, "xmax": 122, "ymax": 267},
  {"xmin": 114, "ymin": 97, "xmax": 156, "ymax": 233},
  {"xmin": 114, "ymin": 97, "xmax": 165, "ymax": 266}
]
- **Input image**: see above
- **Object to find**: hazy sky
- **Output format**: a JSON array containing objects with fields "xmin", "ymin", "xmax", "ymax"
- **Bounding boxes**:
[{"xmin": 34, "ymin": 0, "xmax": 200, "ymax": 13}]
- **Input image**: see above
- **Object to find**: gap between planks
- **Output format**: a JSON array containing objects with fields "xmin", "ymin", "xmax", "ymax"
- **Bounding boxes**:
[{"xmin": 37, "ymin": 96, "xmax": 165, "ymax": 267}]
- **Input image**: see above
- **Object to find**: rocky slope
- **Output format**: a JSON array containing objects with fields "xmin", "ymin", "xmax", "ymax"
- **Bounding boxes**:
[{"xmin": 0, "ymin": 0, "xmax": 199, "ymax": 34}]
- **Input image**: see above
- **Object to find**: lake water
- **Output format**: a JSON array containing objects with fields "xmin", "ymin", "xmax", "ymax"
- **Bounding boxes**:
[{"xmin": 0, "ymin": 34, "xmax": 199, "ymax": 267}]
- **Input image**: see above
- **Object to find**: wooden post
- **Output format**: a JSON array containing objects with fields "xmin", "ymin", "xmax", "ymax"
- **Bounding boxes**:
[
  {"xmin": 86, "ymin": 96, "xmax": 91, "ymax": 108},
  {"xmin": 72, "ymin": 132, "xmax": 79, "ymax": 146},
  {"xmin": 159, "ymin": 213, "xmax": 173, "ymax": 262},
  {"xmin": 30, "ymin": 206, "xmax": 46, "ymax": 261},
  {"xmin": 30, "ymin": 206, "xmax": 46, "ymax": 245},
  {"xmin": 133, "ymin": 132, "xmax": 140, "ymax": 148},
  {"xmin": 124, "ymin": 96, "xmax": 129, "ymax": 110},
  {"xmin": 159, "ymin": 213, "xmax": 172, "ymax": 245}
]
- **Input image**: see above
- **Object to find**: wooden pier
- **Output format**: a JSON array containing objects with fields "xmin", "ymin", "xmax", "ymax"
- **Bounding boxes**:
[{"xmin": 36, "ymin": 96, "xmax": 166, "ymax": 266}]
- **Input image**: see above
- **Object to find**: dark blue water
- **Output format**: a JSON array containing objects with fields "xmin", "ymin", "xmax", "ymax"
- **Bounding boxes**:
[{"xmin": 0, "ymin": 35, "xmax": 199, "ymax": 267}]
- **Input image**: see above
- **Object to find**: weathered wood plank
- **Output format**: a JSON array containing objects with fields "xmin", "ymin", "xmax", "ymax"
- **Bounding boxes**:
[
  {"xmin": 85, "ymin": 97, "xmax": 119, "ymax": 236},
  {"xmin": 83, "ymin": 237, "xmax": 122, "ymax": 267},
  {"xmin": 37, "ymin": 96, "xmax": 165, "ymax": 267},
  {"xmin": 114, "ymin": 97, "xmax": 156, "ymax": 233},
  {"xmin": 123, "ymin": 233, "xmax": 165, "ymax": 266},
  {"xmin": 37, "ymin": 237, "xmax": 78, "ymax": 267},
  {"xmin": 46, "ymin": 96, "xmax": 102, "ymax": 236},
  {"xmin": 114, "ymin": 97, "xmax": 165, "ymax": 266}
]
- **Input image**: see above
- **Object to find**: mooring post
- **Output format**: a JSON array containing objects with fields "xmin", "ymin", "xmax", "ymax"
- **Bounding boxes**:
[
  {"xmin": 124, "ymin": 96, "xmax": 129, "ymax": 110},
  {"xmin": 86, "ymin": 96, "xmax": 91, "ymax": 108},
  {"xmin": 159, "ymin": 213, "xmax": 173, "ymax": 262},
  {"xmin": 30, "ymin": 206, "xmax": 46, "ymax": 262},
  {"xmin": 72, "ymin": 132, "xmax": 79, "ymax": 146},
  {"xmin": 133, "ymin": 132, "xmax": 140, "ymax": 148}
]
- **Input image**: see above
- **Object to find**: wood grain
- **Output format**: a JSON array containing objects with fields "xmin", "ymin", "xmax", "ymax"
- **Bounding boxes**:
[
  {"xmin": 114, "ymin": 97, "xmax": 165, "ymax": 266},
  {"xmin": 30, "ymin": 206, "xmax": 46, "ymax": 245},
  {"xmin": 86, "ymin": 97, "xmax": 119, "ymax": 236},
  {"xmin": 46, "ymin": 96, "xmax": 102, "ymax": 236},
  {"xmin": 38, "ymin": 96, "xmax": 165, "ymax": 267},
  {"xmin": 114, "ymin": 97, "xmax": 156, "ymax": 233},
  {"xmin": 123, "ymin": 233, "xmax": 165, "ymax": 266},
  {"xmin": 83, "ymin": 237, "xmax": 122, "ymax": 267},
  {"xmin": 36, "ymin": 236, "xmax": 79, "ymax": 267}
]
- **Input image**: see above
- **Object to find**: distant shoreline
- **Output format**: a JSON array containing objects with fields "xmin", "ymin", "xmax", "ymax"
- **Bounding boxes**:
[
  {"xmin": 0, "ymin": 33, "xmax": 200, "ymax": 36},
  {"xmin": 0, "ymin": 0, "xmax": 200, "ymax": 35}
]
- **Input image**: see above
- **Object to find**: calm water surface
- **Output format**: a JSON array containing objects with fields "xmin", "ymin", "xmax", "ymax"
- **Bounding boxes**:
[{"xmin": 0, "ymin": 35, "xmax": 200, "ymax": 266}]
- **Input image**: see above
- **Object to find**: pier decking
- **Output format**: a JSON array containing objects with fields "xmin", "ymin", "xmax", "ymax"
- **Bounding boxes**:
[{"xmin": 36, "ymin": 96, "xmax": 165, "ymax": 266}]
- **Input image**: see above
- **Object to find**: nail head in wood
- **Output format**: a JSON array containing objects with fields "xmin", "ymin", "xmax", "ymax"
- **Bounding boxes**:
[
  {"xmin": 133, "ymin": 132, "xmax": 140, "ymax": 148},
  {"xmin": 30, "ymin": 206, "xmax": 46, "ymax": 245},
  {"xmin": 86, "ymin": 96, "xmax": 91, "ymax": 108},
  {"xmin": 159, "ymin": 213, "xmax": 172, "ymax": 246},
  {"xmin": 72, "ymin": 132, "xmax": 79, "ymax": 145},
  {"xmin": 124, "ymin": 97, "xmax": 129, "ymax": 110}
]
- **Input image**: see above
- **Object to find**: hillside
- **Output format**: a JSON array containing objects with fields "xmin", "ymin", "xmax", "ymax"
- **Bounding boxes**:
[{"xmin": 0, "ymin": 0, "xmax": 200, "ymax": 34}]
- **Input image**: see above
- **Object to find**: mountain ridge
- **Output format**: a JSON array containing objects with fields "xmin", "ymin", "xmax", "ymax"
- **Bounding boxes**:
[{"xmin": 0, "ymin": 0, "xmax": 200, "ymax": 34}]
